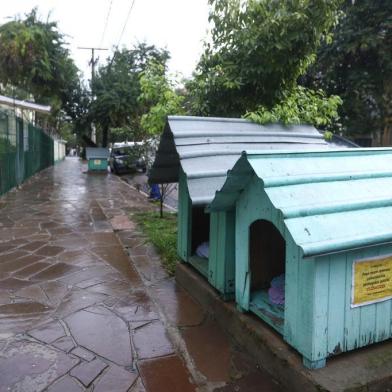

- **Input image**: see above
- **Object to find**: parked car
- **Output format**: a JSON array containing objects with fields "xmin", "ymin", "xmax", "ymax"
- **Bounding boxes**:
[{"xmin": 109, "ymin": 144, "xmax": 147, "ymax": 174}]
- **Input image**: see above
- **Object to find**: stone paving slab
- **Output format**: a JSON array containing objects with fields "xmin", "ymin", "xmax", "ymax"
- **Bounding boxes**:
[
  {"xmin": 0, "ymin": 340, "xmax": 79, "ymax": 392},
  {"xmin": 66, "ymin": 306, "xmax": 133, "ymax": 366},
  {"xmin": 70, "ymin": 357, "xmax": 108, "ymax": 386},
  {"xmin": 0, "ymin": 159, "xmax": 281, "ymax": 391},
  {"xmin": 138, "ymin": 355, "xmax": 196, "ymax": 392},
  {"xmin": 94, "ymin": 364, "xmax": 138, "ymax": 392},
  {"xmin": 47, "ymin": 376, "xmax": 84, "ymax": 392}
]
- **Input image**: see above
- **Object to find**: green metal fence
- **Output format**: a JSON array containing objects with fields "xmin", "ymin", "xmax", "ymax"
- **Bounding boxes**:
[{"xmin": 0, "ymin": 109, "xmax": 54, "ymax": 196}]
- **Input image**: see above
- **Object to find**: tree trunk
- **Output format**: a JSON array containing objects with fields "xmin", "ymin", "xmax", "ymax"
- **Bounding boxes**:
[
  {"xmin": 102, "ymin": 125, "xmax": 109, "ymax": 148},
  {"xmin": 383, "ymin": 122, "xmax": 392, "ymax": 146},
  {"xmin": 381, "ymin": 80, "xmax": 392, "ymax": 146}
]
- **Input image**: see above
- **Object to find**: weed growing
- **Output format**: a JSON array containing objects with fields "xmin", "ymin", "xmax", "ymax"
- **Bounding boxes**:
[{"xmin": 133, "ymin": 211, "xmax": 178, "ymax": 275}]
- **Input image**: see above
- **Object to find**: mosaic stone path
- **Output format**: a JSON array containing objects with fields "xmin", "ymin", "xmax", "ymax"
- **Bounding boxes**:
[{"xmin": 0, "ymin": 158, "xmax": 281, "ymax": 392}]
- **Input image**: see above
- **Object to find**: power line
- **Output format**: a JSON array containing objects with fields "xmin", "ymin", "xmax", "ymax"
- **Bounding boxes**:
[
  {"xmin": 116, "ymin": 0, "xmax": 136, "ymax": 49},
  {"xmin": 108, "ymin": 0, "xmax": 136, "ymax": 69},
  {"xmin": 99, "ymin": 0, "xmax": 113, "ymax": 47}
]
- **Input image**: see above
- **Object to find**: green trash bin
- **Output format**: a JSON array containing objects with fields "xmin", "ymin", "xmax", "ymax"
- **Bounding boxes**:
[{"xmin": 86, "ymin": 147, "xmax": 109, "ymax": 172}]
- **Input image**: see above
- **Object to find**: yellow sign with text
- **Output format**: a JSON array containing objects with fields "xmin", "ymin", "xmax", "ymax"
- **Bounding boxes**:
[{"xmin": 352, "ymin": 255, "xmax": 392, "ymax": 307}]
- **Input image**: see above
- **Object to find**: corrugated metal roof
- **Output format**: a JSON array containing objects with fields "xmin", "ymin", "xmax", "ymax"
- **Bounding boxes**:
[
  {"xmin": 149, "ymin": 116, "xmax": 356, "ymax": 205},
  {"xmin": 86, "ymin": 147, "xmax": 109, "ymax": 160},
  {"xmin": 209, "ymin": 148, "xmax": 392, "ymax": 257}
]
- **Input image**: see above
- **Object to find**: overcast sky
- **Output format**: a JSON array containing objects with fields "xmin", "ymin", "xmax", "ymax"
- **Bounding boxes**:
[{"xmin": 0, "ymin": 0, "xmax": 211, "ymax": 80}]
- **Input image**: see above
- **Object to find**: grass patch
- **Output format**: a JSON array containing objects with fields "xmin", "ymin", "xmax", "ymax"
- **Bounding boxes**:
[{"xmin": 133, "ymin": 211, "xmax": 178, "ymax": 275}]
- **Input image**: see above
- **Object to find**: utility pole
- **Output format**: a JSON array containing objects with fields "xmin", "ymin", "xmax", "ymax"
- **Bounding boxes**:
[
  {"xmin": 78, "ymin": 47, "xmax": 108, "ymax": 146},
  {"xmin": 77, "ymin": 47, "xmax": 108, "ymax": 82}
]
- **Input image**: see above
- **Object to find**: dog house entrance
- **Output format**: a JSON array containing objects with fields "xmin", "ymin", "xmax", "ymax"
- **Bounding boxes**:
[
  {"xmin": 249, "ymin": 220, "xmax": 285, "ymax": 334},
  {"xmin": 189, "ymin": 206, "xmax": 210, "ymax": 277}
]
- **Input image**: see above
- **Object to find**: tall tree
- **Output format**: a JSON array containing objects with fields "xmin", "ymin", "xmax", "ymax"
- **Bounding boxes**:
[
  {"xmin": 139, "ymin": 60, "xmax": 185, "ymax": 136},
  {"xmin": 187, "ymin": 0, "xmax": 342, "ymax": 117},
  {"xmin": 62, "ymin": 81, "xmax": 92, "ymax": 138},
  {"xmin": 0, "ymin": 9, "xmax": 79, "ymax": 109},
  {"xmin": 90, "ymin": 43, "xmax": 169, "ymax": 146},
  {"xmin": 305, "ymin": 1, "xmax": 392, "ymax": 144},
  {"xmin": 0, "ymin": 8, "xmax": 81, "ymax": 135}
]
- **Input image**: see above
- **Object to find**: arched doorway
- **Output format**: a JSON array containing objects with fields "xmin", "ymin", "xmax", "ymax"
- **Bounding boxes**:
[{"xmin": 248, "ymin": 219, "xmax": 286, "ymax": 333}]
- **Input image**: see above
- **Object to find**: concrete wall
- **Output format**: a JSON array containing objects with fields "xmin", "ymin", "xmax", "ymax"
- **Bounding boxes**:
[{"xmin": 54, "ymin": 140, "xmax": 66, "ymax": 162}]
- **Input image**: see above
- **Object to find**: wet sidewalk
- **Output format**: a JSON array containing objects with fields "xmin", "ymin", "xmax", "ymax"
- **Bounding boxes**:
[{"xmin": 0, "ymin": 159, "xmax": 280, "ymax": 392}]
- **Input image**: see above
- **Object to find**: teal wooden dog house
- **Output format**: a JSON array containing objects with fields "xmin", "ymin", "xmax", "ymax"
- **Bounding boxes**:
[
  {"xmin": 209, "ymin": 148, "xmax": 392, "ymax": 369},
  {"xmin": 86, "ymin": 147, "xmax": 109, "ymax": 172},
  {"xmin": 149, "ymin": 116, "xmax": 355, "ymax": 299}
]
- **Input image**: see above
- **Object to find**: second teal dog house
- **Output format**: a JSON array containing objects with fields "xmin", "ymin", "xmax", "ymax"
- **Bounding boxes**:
[
  {"xmin": 150, "ymin": 116, "xmax": 341, "ymax": 299},
  {"xmin": 209, "ymin": 148, "xmax": 392, "ymax": 369}
]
